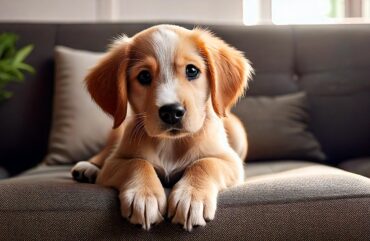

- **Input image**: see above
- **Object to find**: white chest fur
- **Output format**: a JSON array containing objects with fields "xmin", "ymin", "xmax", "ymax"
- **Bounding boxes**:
[
  {"xmin": 147, "ymin": 117, "xmax": 233, "ymax": 177},
  {"xmin": 150, "ymin": 139, "xmax": 192, "ymax": 176},
  {"xmin": 156, "ymin": 140, "xmax": 176, "ymax": 173}
]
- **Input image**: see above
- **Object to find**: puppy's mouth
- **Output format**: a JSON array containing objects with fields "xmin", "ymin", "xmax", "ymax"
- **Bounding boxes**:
[
  {"xmin": 161, "ymin": 127, "xmax": 189, "ymax": 139},
  {"xmin": 168, "ymin": 128, "xmax": 183, "ymax": 135},
  {"xmin": 143, "ymin": 121, "xmax": 190, "ymax": 139}
]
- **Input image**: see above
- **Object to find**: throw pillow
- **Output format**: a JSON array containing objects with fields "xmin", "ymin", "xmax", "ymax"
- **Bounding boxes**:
[
  {"xmin": 233, "ymin": 92, "xmax": 326, "ymax": 161},
  {"xmin": 44, "ymin": 46, "xmax": 111, "ymax": 164}
]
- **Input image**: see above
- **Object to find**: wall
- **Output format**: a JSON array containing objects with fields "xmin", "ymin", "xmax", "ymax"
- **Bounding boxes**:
[
  {"xmin": 0, "ymin": 0, "xmax": 244, "ymax": 24},
  {"xmin": 0, "ymin": 0, "xmax": 97, "ymax": 22}
]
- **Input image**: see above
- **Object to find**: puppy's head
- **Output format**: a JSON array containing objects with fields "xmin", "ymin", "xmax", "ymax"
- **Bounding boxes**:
[{"xmin": 86, "ymin": 25, "xmax": 252, "ymax": 138}]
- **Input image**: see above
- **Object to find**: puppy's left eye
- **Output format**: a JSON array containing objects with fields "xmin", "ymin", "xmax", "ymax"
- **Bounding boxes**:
[{"xmin": 185, "ymin": 64, "xmax": 200, "ymax": 80}]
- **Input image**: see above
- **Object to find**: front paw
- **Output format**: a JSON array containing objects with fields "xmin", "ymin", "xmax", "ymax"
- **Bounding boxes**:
[
  {"xmin": 71, "ymin": 161, "xmax": 100, "ymax": 183},
  {"xmin": 168, "ymin": 181, "xmax": 218, "ymax": 231},
  {"xmin": 119, "ymin": 185, "xmax": 166, "ymax": 230}
]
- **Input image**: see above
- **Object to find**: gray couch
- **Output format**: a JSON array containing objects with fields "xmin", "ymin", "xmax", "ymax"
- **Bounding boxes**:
[{"xmin": 0, "ymin": 23, "xmax": 369, "ymax": 240}]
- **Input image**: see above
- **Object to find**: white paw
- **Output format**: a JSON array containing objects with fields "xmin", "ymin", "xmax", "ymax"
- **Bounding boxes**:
[
  {"xmin": 120, "ymin": 185, "xmax": 167, "ymax": 230},
  {"xmin": 71, "ymin": 161, "xmax": 100, "ymax": 183},
  {"xmin": 168, "ymin": 181, "xmax": 218, "ymax": 231}
]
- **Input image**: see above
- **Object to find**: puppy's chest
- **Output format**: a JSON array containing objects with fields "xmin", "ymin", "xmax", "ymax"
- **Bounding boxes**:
[{"xmin": 150, "ymin": 141, "xmax": 195, "ymax": 188}]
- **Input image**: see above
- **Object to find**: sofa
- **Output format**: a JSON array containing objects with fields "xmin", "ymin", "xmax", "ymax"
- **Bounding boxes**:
[{"xmin": 0, "ymin": 23, "xmax": 369, "ymax": 240}]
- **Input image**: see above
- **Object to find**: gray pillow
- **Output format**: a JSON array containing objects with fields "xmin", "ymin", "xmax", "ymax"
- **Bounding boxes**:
[
  {"xmin": 44, "ymin": 46, "xmax": 112, "ymax": 165},
  {"xmin": 234, "ymin": 92, "xmax": 326, "ymax": 162}
]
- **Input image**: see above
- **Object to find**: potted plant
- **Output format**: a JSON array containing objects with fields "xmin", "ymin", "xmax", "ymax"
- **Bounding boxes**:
[{"xmin": 0, "ymin": 33, "xmax": 35, "ymax": 101}]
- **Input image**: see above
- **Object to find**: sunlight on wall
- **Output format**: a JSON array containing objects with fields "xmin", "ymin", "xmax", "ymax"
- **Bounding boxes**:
[
  {"xmin": 272, "ymin": 0, "xmax": 344, "ymax": 24},
  {"xmin": 364, "ymin": 0, "xmax": 370, "ymax": 17},
  {"xmin": 243, "ymin": 0, "xmax": 261, "ymax": 25}
]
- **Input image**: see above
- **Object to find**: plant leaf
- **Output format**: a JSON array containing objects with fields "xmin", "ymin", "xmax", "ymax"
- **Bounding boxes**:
[
  {"xmin": 0, "ymin": 33, "xmax": 17, "ymax": 58},
  {"xmin": 0, "ymin": 32, "xmax": 35, "ymax": 101},
  {"xmin": 0, "ymin": 71, "xmax": 16, "ymax": 81},
  {"xmin": 15, "ymin": 62, "xmax": 35, "ymax": 74},
  {"xmin": 12, "ymin": 44, "xmax": 34, "ymax": 64},
  {"xmin": 8, "ymin": 68, "xmax": 24, "ymax": 81}
]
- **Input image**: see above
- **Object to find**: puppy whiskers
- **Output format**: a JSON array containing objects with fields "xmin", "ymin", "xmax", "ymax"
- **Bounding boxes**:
[{"xmin": 130, "ymin": 113, "xmax": 147, "ymax": 145}]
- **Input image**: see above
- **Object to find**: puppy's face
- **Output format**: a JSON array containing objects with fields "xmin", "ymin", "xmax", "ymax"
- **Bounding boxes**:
[
  {"xmin": 127, "ymin": 27, "xmax": 209, "ymax": 138},
  {"xmin": 86, "ymin": 25, "xmax": 252, "ymax": 139}
]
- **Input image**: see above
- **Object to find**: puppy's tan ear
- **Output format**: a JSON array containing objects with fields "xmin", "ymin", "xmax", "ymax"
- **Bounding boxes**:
[
  {"xmin": 194, "ymin": 29, "xmax": 253, "ymax": 117},
  {"xmin": 85, "ymin": 39, "xmax": 130, "ymax": 128}
]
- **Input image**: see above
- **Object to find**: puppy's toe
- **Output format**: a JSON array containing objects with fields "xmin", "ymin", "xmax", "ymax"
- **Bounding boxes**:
[
  {"xmin": 120, "ymin": 188, "xmax": 165, "ymax": 230},
  {"xmin": 168, "ymin": 182, "xmax": 217, "ymax": 231},
  {"xmin": 71, "ymin": 161, "xmax": 100, "ymax": 183},
  {"xmin": 187, "ymin": 201, "xmax": 207, "ymax": 230}
]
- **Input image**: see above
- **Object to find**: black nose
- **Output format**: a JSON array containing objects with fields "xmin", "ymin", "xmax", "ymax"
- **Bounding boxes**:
[{"xmin": 159, "ymin": 103, "xmax": 185, "ymax": 125}]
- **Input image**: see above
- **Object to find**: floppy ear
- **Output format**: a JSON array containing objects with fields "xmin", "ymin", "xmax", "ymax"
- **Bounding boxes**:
[
  {"xmin": 194, "ymin": 29, "xmax": 253, "ymax": 117},
  {"xmin": 85, "ymin": 39, "xmax": 130, "ymax": 129}
]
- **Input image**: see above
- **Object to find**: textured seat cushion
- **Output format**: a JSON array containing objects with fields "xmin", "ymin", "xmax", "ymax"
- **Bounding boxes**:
[{"xmin": 0, "ymin": 162, "xmax": 369, "ymax": 240}]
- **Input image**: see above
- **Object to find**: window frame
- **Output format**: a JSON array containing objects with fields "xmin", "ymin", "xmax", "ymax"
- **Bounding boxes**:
[{"xmin": 244, "ymin": 0, "xmax": 368, "ymax": 25}]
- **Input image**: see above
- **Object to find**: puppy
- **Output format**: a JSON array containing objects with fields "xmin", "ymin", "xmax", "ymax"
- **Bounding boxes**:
[{"xmin": 71, "ymin": 24, "xmax": 253, "ymax": 231}]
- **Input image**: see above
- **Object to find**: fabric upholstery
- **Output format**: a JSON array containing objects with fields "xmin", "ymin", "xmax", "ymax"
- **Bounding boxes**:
[
  {"xmin": 0, "ymin": 162, "xmax": 369, "ymax": 240},
  {"xmin": 339, "ymin": 157, "xmax": 370, "ymax": 178},
  {"xmin": 44, "ymin": 46, "xmax": 111, "ymax": 165},
  {"xmin": 234, "ymin": 92, "xmax": 326, "ymax": 161}
]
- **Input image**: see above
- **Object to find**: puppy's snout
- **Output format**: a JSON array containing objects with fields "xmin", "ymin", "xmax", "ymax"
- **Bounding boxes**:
[{"xmin": 159, "ymin": 103, "xmax": 185, "ymax": 125}]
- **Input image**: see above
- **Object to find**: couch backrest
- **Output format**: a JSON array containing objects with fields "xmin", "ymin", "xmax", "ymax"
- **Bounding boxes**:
[{"xmin": 0, "ymin": 23, "xmax": 369, "ymax": 174}]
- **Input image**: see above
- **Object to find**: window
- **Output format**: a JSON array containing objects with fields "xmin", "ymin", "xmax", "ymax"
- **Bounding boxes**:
[
  {"xmin": 244, "ymin": 0, "xmax": 370, "ymax": 25},
  {"xmin": 364, "ymin": 0, "xmax": 370, "ymax": 17}
]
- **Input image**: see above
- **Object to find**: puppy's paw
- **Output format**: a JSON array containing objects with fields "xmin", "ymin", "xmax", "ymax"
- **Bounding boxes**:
[
  {"xmin": 71, "ymin": 161, "xmax": 100, "ymax": 183},
  {"xmin": 168, "ymin": 181, "xmax": 218, "ymax": 231},
  {"xmin": 120, "ymin": 185, "xmax": 166, "ymax": 230}
]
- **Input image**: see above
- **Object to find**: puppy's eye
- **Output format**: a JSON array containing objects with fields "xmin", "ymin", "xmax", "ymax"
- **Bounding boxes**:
[
  {"xmin": 137, "ymin": 70, "xmax": 152, "ymax": 86},
  {"xmin": 185, "ymin": 64, "xmax": 200, "ymax": 80}
]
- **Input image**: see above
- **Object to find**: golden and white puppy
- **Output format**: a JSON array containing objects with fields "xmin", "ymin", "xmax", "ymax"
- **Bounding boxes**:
[{"xmin": 71, "ymin": 24, "xmax": 253, "ymax": 231}]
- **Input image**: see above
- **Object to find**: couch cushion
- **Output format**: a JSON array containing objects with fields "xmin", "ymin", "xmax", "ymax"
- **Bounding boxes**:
[
  {"xmin": 0, "ymin": 161, "xmax": 369, "ymax": 240},
  {"xmin": 234, "ymin": 92, "xmax": 326, "ymax": 162}
]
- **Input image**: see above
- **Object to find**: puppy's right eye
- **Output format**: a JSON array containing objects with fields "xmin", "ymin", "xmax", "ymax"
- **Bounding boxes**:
[{"xmin": 137, "ymin": 70, "xmax": 152, "ymax": 86}]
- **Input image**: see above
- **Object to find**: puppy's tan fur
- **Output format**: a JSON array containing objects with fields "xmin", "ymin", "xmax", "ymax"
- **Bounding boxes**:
[{"xmin": 72, "ymin": 25, "xmax": 253, "ymax": 231}]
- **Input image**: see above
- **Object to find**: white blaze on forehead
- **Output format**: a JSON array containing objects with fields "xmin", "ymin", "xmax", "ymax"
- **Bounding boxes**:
[
  {"xmin": 151, "ymin": 27, "xmax": 180, "ymax": 107},
  {"xmin": 156, "ymin": 81, "xmax": 178, "ymax": 107}
]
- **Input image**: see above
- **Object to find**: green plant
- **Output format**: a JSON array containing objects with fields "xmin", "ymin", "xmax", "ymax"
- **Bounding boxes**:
[{"xmin": 0, "ymin": 33, "xmax": 35, "ymax": 101}]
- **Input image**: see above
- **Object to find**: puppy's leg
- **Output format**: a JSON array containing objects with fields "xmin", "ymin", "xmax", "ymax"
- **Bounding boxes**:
[
  {"xmin": 97, "ymin": 158, "xmax": 166, "ymax": 230},
  {"xmin": 71, "ymin": 126, "xmax": 124, "ymax": 183},
  {"xmin": 168, "ymin": 152, "xmax": 244, "ymax": 231}
]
